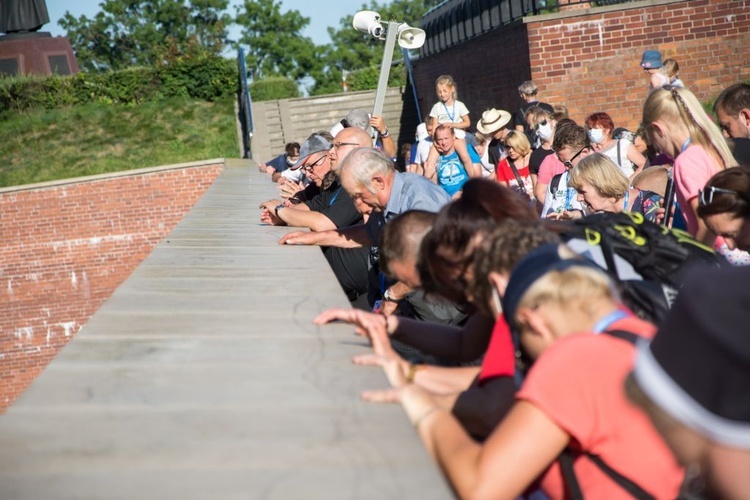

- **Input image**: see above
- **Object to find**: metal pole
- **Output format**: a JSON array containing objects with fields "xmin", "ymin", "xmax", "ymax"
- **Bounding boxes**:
[
  {"xmin": 372, "ymin": 21, "xmax": 399, "ymax": 121},
  {"xmin": 402, "ymin": 47, "xmax": 422, "ymax": 124}
]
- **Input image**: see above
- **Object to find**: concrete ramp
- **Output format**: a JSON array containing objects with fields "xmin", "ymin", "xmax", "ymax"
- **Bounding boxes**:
[{"xmin": 0, "ymin": 160, "xmax": 450, "ymax": 499}]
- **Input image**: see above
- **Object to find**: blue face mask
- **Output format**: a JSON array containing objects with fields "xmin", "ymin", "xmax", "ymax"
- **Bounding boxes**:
[{"xmin": 588, "ymin": 128, "xmax": 605, "ymax": 144}]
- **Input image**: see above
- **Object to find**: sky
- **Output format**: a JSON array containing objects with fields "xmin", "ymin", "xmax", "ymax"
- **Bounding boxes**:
[{"xmin": 45, "ymin": 0, "xmax": 388, "ymax": 47}]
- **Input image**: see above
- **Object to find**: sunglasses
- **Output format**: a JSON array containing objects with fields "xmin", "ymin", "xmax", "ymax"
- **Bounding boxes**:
[
  {"xmin": 698, "ymin": 186, "xmax": 738, "ymax": 206},
  {"xmin": 301, "ymin": 154, "xmax": 328, "ymax": 172},
  {"xmin": 534, "ymin": 119, "xmax": 548, "ymax": 130},
  {"xmin": 331, "ymin": 142, "xmax": 359, "ymax": 150},
  {"xmin": 562, "ymin": 147, "xmax": 585, "ymax": 169}
]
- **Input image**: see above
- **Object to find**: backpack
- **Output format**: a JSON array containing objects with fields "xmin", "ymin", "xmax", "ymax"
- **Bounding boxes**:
[{"xmin": 551, "ymin": 211, "xmax": 725, "ymax": 323}]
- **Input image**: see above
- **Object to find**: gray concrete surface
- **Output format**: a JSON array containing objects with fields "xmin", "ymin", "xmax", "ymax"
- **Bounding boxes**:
[{"xmin": 0, "ymin": 160, "xmax": 451, "ymax": 500}]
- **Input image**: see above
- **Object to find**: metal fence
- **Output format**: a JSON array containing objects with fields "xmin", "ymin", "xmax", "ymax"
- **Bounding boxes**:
[
  {"xmin": 418, "ymin": 0, "xmax": 635, "ymax": 57},
  {"xmin": 237, "ymin": 48, "xmax": 254, "ymax": 159}
]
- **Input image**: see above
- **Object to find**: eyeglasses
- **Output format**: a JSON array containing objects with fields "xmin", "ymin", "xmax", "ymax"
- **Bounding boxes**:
[
  {"xmin": 331, "ymin": 142, "xmax": 359, "ymax": 150},
  {"xmin": 300, "ymin": 154, "xmax": 328, "ymax": 172},
  {"xmin": 699, "ymin": 186, "xmax": 738, "ymax": 206},
  {"xmin": 562, "ymin": 147, "xmax": 585, "ymax": 169}
]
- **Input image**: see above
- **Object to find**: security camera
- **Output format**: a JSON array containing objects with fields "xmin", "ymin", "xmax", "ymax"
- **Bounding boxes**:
[{"xmin": 353, "ymin": 10, "xmax": 384, "ymax": 39}]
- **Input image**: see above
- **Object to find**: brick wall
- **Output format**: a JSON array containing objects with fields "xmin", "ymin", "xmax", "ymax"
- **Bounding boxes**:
[
  {"xmin": 413, "ymin": 0, "xmax": 750, "ymax": 132},
  {"xmin": 0, "ymin": 162, "xmax": 223, "ymax": 412}
]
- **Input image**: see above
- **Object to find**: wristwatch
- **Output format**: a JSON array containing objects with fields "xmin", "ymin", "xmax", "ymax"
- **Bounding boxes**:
[
  {"xmin": 378, "ymin": 128, "xmax": 390, "ymax": 138},
  {"xmin": 383, "ymin": 287, "xmax": 399, "ymax": 302},
  {"xmin": 274, "ymin": 203, "xmax": 285, "ymax": 217}
]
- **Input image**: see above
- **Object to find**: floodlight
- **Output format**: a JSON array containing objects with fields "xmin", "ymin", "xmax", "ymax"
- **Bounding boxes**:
[{"xmin": 352, "ymin": 11, "xmax": 383, "ymax": 39}]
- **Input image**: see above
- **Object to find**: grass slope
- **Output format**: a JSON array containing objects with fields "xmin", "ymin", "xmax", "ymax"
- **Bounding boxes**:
[{"xmin": 0, "ymin": 97, "xmax": 238, "ymax": 188}]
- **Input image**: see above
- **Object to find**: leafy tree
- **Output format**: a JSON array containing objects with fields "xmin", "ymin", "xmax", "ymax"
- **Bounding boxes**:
[
  {"xmin": 59, "ymin": 0, "xmax": 231, "ymax": 71},
  {"xmin": 234, "ymin": 0, "xmax": 321, "ymax": 83},
  {"xmin": 311, "ymin": 0, "xmax": 441, "ymax": 95}
]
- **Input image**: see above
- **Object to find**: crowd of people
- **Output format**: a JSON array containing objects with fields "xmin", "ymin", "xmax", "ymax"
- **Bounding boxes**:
[{"xmin": 256, "ymin": 49, "xmax": 750, "ymax": 498}]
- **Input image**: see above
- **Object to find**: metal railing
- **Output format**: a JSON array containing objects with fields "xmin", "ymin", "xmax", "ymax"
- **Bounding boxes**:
[
  {"xmin": 418, "ymin": 0, "xmax": 635, "ymax": 57},
  {"xmin": 237, "ymin": 47, "xmax": 254, "ymax": 159}
]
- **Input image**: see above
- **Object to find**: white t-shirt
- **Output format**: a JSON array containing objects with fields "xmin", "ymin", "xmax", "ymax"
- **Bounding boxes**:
[
  {"xmin": 540, "ymin": 170, "xmax": 585, "ymax": 218},
  {"xmin": 415, "ymin": 138, "xmax": 433, "ymax": 166},
  {"xmin": 600, "ymin": 139, "xmax": 636, "ymax": 178},
  {"xmin": 429, "ymin": 100, "xmax": 470, "ymax": 139}
]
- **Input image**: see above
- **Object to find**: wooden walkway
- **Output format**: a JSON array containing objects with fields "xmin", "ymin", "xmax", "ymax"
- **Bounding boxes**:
[{"xmin": 0, "ymin": 160, "xmax": 450, "ymax": 499}]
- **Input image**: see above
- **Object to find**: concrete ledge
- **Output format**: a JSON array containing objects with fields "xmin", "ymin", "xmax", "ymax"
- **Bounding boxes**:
[{"xmin": 0, "ymin": 164, "xmax": 451, "ymax": 499}]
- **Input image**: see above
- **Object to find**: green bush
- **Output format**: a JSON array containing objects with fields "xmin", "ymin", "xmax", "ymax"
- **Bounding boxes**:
[
  {"xmin": 0, "ymin": 53, "xmax": 236, "ymax": 113},
  {"xmin": 249, "ymin": 76, "xmax": 300, "ymax": 101},
  {"xmin": 346, "ymin": 64, "xmax": 406, "ymax": 92}
]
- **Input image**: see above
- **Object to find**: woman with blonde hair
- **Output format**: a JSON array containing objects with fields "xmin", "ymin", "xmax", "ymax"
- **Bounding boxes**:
[
  {"xmin": 568, "ymin": 153, "xmax": 662, "ymax": 222},
  {"xmin": 496, "ymin": 130, "xmax": 534, "ymax": 200},
  {"xmin": 642, "ymin": 86, "xmax": 736, "ymax": 244},
  {"xmin": 367, "ymin": 244, "xmax": 683, "ymax": 498}
]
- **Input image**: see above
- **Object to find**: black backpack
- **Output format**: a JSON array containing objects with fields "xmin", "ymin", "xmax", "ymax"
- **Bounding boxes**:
[{"xmin": 551, "ymin": 211, "xmax": 725, "ymax": 323}]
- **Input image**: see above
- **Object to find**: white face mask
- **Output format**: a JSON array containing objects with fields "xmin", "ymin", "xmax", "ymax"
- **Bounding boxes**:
[
  {"xmin": 588, "ymin": 128, "xmax": 605, "ymax": 144},
  {"xmin": 536, "ymin": 122, "xmax": 553, "ymax": 141},
  {"xmin": 286, "ymin": 156, "xmax": 297, "ymax": 167}
]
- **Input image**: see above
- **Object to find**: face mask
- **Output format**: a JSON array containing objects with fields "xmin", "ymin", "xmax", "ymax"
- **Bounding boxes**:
[
  {"xmin": 536, "ymin": 122, "xmax": 553, "ymax": 141},
  {"xmin": 286, "ymin": 156, "xmax": 297, "ymax": 167},
  {"xmin": 588, "ymin": 128, "xmax": 605, "ymax": 144}
]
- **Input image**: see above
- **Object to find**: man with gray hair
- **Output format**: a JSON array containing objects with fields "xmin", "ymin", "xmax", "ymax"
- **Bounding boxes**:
[
  {"xmin": 280, "ymin": 148, "xmax": 451, "ymax": 310},
  {"xmin": 515, "ymin": 80, "xmax": 554, "ymax": 147}
]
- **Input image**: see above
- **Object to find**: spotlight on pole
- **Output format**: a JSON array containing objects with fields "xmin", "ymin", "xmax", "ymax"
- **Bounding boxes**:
[{"xmin": 352, "ymin": 11, "xmax": 426, "ymax": 132}]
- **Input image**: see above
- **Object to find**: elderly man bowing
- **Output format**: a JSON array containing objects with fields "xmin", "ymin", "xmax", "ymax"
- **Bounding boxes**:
[{"xmin": 280, "ymin": 148, "xmax": 451, "ymax": 311}]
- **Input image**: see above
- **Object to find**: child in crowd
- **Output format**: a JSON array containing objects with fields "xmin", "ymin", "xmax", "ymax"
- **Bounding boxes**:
[
  {"xmin": 663, "ymin": 58, "xmax": 685, "ymax": 88},
  {"xmin": 428, "ymin": 75, "xmax": 470, "ymax": 140},
  {"xmin": 642, "ymin": 86, "xmax": 736, "ymax": 245}
]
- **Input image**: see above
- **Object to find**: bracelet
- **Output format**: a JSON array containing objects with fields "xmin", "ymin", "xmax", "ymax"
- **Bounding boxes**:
[
  {"xmin": 406, "ymin": 363, "xmax": 424, "ymax": 384},
  {"xmin": 274, "ymin": 203, "xmax": 285, "ymax": 217},
  {"xmin": 412, "ymin": 406, "xmax": 441, "ymax": 428}
]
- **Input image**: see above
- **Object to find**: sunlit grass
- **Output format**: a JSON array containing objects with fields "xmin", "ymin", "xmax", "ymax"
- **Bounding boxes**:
[{"xmin": 0, "ymin": 97, "xmax": 238, "ymax": 187}]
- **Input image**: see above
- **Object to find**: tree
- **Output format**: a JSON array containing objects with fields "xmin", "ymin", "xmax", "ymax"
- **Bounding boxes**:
[
  {"xmin": 59, "ymin": 0, "xmax": 231, "ymax": 71},
  {"xmin": 234, "ymin": 0, "xmax": 321, "ymax": 83},
  {"xmin": 311, "ymin": 0, "xmax": 442, "ymax": 95}
]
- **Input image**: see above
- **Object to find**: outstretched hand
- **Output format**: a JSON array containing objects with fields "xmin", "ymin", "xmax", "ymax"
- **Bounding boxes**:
[
  {"xmin": 278, "ymin": 230, "xmax": 316, "ymax": 245},
  {"xmin": 314, "ymin": 308, "xmax": 393, "ymax": 356}
]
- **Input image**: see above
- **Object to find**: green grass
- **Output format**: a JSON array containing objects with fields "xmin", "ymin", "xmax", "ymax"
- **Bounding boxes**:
[{"xmin": 0, "ymin": 97, "xmax": 239, "ymax": 188}]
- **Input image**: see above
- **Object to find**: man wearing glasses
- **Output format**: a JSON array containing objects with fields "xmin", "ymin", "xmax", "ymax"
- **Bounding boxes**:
[{"xmin": 540, "ymin": 124, "xmax": 590, "ymax": 220}]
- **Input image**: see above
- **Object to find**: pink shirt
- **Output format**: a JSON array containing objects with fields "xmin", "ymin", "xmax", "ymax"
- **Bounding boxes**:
[
  {"xmin": 536, "ymin": 154, "xmax": 566, "ymax": 185},
  {"xmin": 674, "ymin": 144, "xmax": 721, "ymax": 237},
  {"xmin": 517, "ymin": 317, "xmax": 683, "ymax": 499}
]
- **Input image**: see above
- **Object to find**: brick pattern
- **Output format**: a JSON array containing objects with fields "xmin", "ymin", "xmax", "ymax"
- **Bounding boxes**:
[
  {"xmin": 0, "ymin": 164, "xmax": 223, "ymax": 412},
  {"xmin": 413, "ymin": 0, "xmax": 750, "ymax": 133}
]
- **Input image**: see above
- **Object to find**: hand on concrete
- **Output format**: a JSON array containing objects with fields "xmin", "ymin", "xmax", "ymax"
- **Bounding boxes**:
[
  {"xmin": 353, "ymin": 353, "xmax": 409, "ymax": 389},
  {"xmin": 278, "ymin": 230, "xmax": 316, "ymax": 245}
]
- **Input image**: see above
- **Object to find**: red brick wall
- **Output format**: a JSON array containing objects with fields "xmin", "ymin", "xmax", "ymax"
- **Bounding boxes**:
[
  {"xmin": 0, "ymin": 163, "xmax": 223, "ymax": 411},
  {"xmin": 413, "ymin": 0, "xmax": 750, "ymax": 132}
]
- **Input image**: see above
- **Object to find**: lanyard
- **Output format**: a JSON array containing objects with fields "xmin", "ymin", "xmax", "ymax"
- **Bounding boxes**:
[
  {"xmin": 623, "ymin": 190, "xmax": 630, "ymax": 211},
  {"xmin": 563, "ymin": 171, "xmax": 574, "ymax": 210},
  {"xmin": 328, "ymin": 187, "xmax": 342, "ymax": 207},
  {"xmin": 592, "ymin": 309, "xmax": 630, "ymax": 334},
  {"xmin": 680, "ymin": 138, "xmax": 692, "ymax": 153},
  {"xmin": 442, "ymin": 102, "xmax": 456, "ymax": 122}
]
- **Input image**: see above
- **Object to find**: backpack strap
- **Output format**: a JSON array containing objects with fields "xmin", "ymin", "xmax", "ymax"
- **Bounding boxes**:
[
  {"xmin": 603, "ymin": 329, "xmax": 641, "ymax": 345},
  {"xmin": 616, "ymin": 139, "xmax": 622, "ymax": 168},
  {"xmin": 550, "ymin": 172, "xmax": 563, "ymax": 194},
  {"xmin": 559, "ymin": 449, "xmax": 584, "ymax": 500},
  {"xmin": 560, "ymin": 449, "xmax": 656, "ymax": 500},
  {"xmin": 507, "ymin": 159, "xmax": 528, "ymax": 195}
]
